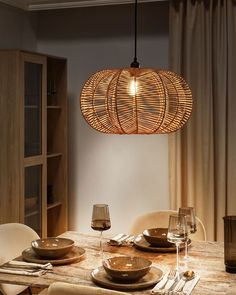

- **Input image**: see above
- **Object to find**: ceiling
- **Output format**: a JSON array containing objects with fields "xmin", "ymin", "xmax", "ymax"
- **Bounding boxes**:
[{"xmin": 0, "ymin": 0, "xmax": 166, "ymax": 11}]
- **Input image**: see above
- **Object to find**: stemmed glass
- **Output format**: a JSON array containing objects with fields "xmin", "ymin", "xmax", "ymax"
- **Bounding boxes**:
[
  {"xmin": 91, "ymin": 204, "xmax": 111, "ymax": 257},
  {"xmin": 167, "ymin": 213, "xmax": 188, "ymax": 274},
  {"xmin": 179, "ymin": 207, "xmax": 197, "ymax": 260}
]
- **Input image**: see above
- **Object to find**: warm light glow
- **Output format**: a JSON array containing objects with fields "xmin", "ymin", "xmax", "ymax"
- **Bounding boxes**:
[
  {"xmin": 130, "ymin": 78, "xmax": 138, "ymax": 96},
  {"xmin": 80, "ymin": 68, "xmax": 193, "ymax": 134}
]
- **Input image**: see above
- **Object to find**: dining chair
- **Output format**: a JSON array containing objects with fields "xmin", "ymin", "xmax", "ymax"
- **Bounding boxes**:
[
  {"xmin": 0, "ymin": 223, "xmax": 39, "ymax": 295},
  {"xmin": 129, "ymin": 210, "xmax": 207, "ymax": 241},
  {"xmin": 46, "ymin": 282, "xmax": 131, "ymax": 295}
]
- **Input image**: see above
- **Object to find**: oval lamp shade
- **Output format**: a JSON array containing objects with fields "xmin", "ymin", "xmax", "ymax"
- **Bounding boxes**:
[{"xmin": 80, "ymin": 67, "xmax": 193, "ymax": 134}]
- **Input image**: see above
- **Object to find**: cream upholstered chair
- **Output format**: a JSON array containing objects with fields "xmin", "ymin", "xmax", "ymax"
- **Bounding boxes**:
[
  {"xmin": 0, "ymin": 223, "xmax": 39, "ymax": 295},
  {"xmin": 129, "ymin": 210, "xmax": 207, "ymax": 241},
  {"xmin": 46, "ymin": 282, "xmax": 131, "ymax": 295}
]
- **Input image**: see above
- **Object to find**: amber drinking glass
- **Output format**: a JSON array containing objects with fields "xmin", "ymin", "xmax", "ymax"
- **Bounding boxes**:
[
  {"xmin": 91, "ymin": 204, "xmax": 111, "ymax": 257},
  {"xmin": 223, "ymin": 216, "xmax": 236, "ymax": 273}
]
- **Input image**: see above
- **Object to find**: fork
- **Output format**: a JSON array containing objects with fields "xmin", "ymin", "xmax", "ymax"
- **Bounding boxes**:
[
  {"xmin": 162, "ymin": 269, "xmax": 176, "ymax": 290},
  {"xmin": 151, "ymin": 269, "xmax": 176, "ymax": 294}
]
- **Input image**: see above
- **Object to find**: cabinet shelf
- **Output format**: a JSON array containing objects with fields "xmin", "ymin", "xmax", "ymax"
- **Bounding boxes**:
[
  {"xmin": 25, "ymin": 210, "xmax": 39, "ymax": 218},
  {"xmin": 47, "ymin": 105, "xmax": 62, "ymax": 110},
  {"xmin": 47, "ymin": 153, "xmax": 62, "ymax": 159},
  {"xmin": 25, "ymin": 105, "xmax": 39, "ymax": 109},
  {"xmin": 47, "ymin": 201, "xmax": 62, "ymax": 210}
]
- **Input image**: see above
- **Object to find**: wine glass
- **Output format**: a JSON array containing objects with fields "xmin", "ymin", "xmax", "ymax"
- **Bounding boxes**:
[
  {"xmin": 91, "ymin": 204, "xmax": 111, "ymax": 257},
  {"xmin": 179, "ymin": 207, "xmax": 197, "ymax": 260},
  {"xmin": 167, "ymin": 213, "xmax": 188, "ymax": 274}
]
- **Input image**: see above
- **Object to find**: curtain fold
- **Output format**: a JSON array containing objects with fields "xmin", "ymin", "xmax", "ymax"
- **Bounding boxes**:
[{"xmin": 169, "ymin": 0, "xmax": 236, "ymax": 241}]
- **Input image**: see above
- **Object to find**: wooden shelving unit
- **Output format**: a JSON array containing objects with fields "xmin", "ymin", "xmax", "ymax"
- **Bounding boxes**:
[
  {"xmin": 46, "ymin": 56, "xmax": 67, "ymax": 237},
  {"xmin": 0, "ymin": 50, "xmax": 68, "ymax": 238}
]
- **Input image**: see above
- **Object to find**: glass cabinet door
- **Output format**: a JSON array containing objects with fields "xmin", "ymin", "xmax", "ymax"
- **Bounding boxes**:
[
  {"xmin": 24, "ymin": 165, "xmax": 42, "ymax": 236},
  {"xmin": 24, "ymin": 62, "xmax": 42, "ymax": 157}
]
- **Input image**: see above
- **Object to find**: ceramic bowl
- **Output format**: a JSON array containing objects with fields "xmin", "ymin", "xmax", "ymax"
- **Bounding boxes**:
[
  {"xmin": 103, "ymin": 256, "xmax": 152, "ymax": 282},
  {"xmin": 31, "ymin": 237, "xmax": 74, "ymax": 259},
  {"xmin": 143, "ymin": 228, "xmax": 172, "ymax": 247}
]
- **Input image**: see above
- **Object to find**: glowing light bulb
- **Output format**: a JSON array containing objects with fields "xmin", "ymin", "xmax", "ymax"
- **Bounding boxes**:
[{"xmin": 130, "ymin": 78, "xmax": 138, "ymax": 96}]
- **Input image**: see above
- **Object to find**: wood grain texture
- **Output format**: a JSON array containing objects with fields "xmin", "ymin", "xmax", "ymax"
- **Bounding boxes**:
[
  {"xmin": 0, "ymin": 50, "xmax": 21, "ymax": 223},
  {"xmin": 0, "ymin": 232, "xmax": 234, "ymax": 294},
  {"xmin": 0, "ymin": 50, "xmax": 68, "ymax": 239}
]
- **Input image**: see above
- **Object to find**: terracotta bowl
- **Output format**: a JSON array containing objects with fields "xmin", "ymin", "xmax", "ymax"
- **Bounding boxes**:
[
  {"xmin": 31, "ymin": 237, "xmax": 74, "ymax": 259},
  {"xmin": 143, "ymin": 228, "xmax": 172, "ymax": 247},
  {"xmin": 103, "ymin": 256, "xmax": 152, "ymax": 282}
]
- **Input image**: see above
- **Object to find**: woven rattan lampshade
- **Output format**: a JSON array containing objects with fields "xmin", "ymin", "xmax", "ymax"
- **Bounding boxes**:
[
  {"xmin": 80, "ymin": 0, "xmax": 193, "ymax": 134},
  {"xmin": 80, "ymin": 67, "xmax": 193, "ymax": 134}
]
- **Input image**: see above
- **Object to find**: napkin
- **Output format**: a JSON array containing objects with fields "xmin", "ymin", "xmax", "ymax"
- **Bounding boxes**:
[
  {"xmin": 151, "ymin": 271, "xmax": 169, "ymax": 293},
  {"xmin": 0, "ymin": 260, "xmax": 53, "ymax": 277},
  {"xmin": 179, "ymin": 274, "xmax": 200, "ymax": 295},
  {"xmin": 108, "ymin": 234, "xmax": 135, "ymax": 246},
  {"xmin": 151, "ymin": 272, "xmax": 200, "ymax": 295}
]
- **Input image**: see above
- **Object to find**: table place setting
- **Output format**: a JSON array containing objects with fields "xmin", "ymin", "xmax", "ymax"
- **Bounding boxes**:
[
  {"xmin": 0, "ymin": 236, "xmax": 86, "ymax": 278},
  {"xmin": 91, "ymin": 255, "xmax": 163, "ymax": 291},
  {"xmin": 22, "ymin": 237, "xmax": 85, "ymax": 266}
]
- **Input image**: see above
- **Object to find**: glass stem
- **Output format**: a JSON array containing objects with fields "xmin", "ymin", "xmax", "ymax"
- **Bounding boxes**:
[
  {"xmin": 184, "ymin": 240, "xmax": 188, "ymax": 259},
  {"xmin": 99, "ymin": 231, "xmax": 103, "ymax": 257},
  {"xmin": 176, "ymin": 243, "xmax": 180, "ymax": 273}
]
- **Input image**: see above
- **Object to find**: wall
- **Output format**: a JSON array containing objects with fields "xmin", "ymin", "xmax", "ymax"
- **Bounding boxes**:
[
  {"xmin": 0, "ymin": 3, "xmax": 37, "ymax": 50},
  {"xmin": 36, "ymin": 2, "xmax": 170, "ymax": 234}
]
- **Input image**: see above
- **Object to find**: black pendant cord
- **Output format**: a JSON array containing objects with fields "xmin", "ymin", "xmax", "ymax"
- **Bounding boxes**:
[{"xmin": 131, "ymin": 0, "xmax": 140, "ymax": 68}]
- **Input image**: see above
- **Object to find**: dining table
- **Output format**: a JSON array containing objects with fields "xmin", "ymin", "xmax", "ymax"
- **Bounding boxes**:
[{"xmin": 0, "ymin": 231, "xmax": 235, "ymax": 294}]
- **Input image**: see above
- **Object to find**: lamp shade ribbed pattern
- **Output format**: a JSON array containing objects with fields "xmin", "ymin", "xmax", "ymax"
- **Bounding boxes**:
[{"xmin": 80, "ymin": 68, "xmax": 193, "ymax": 134}]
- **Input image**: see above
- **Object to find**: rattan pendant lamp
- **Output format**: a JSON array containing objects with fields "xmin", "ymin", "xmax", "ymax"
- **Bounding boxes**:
[{"xmin": 80, "ymin": 0, "xmax": 193, "ymax": 134}]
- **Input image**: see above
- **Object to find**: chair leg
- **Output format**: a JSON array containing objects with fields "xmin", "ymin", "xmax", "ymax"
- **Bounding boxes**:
[{"xmin": 27, "ymin": 287, "xmax": 32, "ymax": 295}]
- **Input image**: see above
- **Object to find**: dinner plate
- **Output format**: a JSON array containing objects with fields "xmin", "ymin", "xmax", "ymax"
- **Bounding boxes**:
[
  {"xmin": 134, "ymin": 235, "xmax": 191, "ymax": 253},
  {"xmin": 22, "ymin": 246, "xmax": 85, "ymax": 265},
  {"xmin": 91, "ymin": 266, "xmax": 163, "ymax": 291}
]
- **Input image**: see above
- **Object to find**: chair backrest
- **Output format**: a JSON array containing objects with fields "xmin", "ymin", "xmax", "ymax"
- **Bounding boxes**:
[
  {"xmin": 192, "ymin": 216, "xmax": 207, "ymax": 241},
  {"xmin": 129, "ymin": 210, "xmax": 177, "ymax": 235},
  {"xmin": 129, "ymin": 210, "xmax": 207, "ymax": 241},
  {"xmin": 0, "ymin": 223, "xmax": 39, "ymax": 295},
  {"xmin": 47, "ymin": 282, "xmax": 131, "ymax": 295}
]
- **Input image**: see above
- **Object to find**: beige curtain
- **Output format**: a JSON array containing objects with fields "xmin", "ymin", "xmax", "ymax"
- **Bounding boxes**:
[{"xmin": 169, "ymin": 0, "xmax": 236, "ymax": 241}]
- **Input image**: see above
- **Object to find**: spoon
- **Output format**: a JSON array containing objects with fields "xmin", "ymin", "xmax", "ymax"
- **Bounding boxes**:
[{"xmin": 177, "ymin": 270, "xmax": 195, "ymax": 292}]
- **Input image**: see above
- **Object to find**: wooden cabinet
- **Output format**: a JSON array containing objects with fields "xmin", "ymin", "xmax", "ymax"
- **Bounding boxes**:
[{"xmin": 0, "ymin": 50, "xmax": 68, "ymax": 237}]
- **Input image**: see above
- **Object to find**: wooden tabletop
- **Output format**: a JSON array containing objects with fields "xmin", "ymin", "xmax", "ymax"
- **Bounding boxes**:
[{"xmin": 0, "ymin": 231, "xmax": 235, "ymax": 294}]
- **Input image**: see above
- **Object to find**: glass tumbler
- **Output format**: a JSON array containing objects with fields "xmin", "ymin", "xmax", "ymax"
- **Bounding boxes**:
[{"xmin": 223, "ymin": 216, "xmax": 236, "ymax": 273}]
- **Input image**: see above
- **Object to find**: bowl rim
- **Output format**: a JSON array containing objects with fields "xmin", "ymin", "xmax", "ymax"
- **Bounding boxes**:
[
  {"xmin": 143, "ymin": 228, "xmax": 168, "ymax": 237},
  {"xmin": 103, "ymin": 256, "xmax": 152, "ymax": 272},
  {"xmin": 31, "ymin": 237, "xmax": 75, "ymax": 251}
]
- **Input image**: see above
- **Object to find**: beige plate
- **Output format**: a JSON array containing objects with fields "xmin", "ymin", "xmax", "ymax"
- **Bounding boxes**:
[
  {"xmin": 22, "ymin": 246, "xmax": 85, "ymax": 265},
  {"xmin": 134, "ymin": 235, "xmax": 191, "ymax": 253},
  {"xmin": 91, "ymin": 266, "xmax": 163, "ymax": 291}
]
